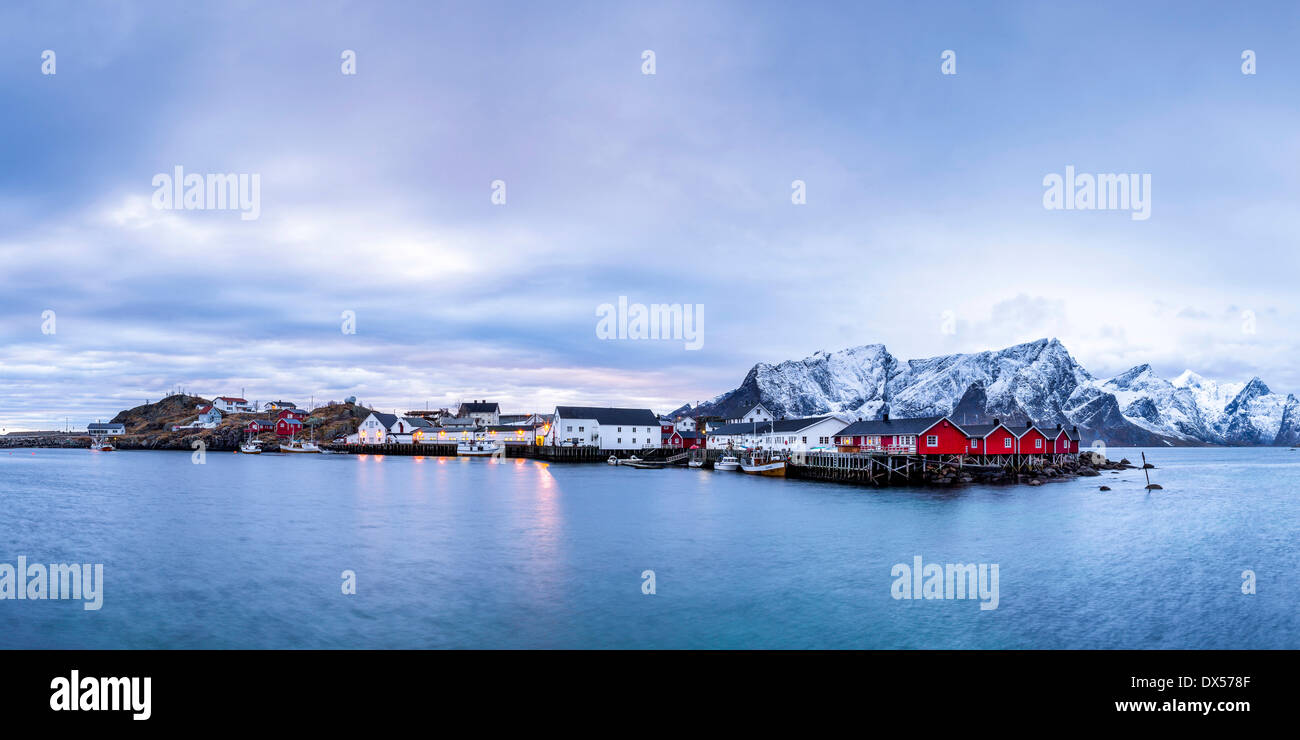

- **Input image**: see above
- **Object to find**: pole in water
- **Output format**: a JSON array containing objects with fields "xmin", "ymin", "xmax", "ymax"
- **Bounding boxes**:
[{"xmin": 1142, "ymin": 451, "xmax": 1161, "ymax": 490}]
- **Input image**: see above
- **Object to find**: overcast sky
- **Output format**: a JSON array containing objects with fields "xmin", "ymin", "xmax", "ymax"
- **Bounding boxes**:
[{"xmin": 2, "ymin": 1, "xmax": 1298, "ymax": 430}]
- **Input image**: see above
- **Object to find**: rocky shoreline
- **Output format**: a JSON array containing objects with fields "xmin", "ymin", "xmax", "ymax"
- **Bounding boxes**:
[{"xmin": 920, "ymin": 451, "xmax": 1140, "ymax": 487}]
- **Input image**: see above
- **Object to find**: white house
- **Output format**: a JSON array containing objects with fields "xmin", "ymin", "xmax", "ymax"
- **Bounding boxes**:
[
  {"xmin": 548, "ymin": 406, "xmax": 662, "ymax": 450},
  {"xmin": 211, "ymin": 396, "xmax": 257, "ymax": 414},
  {"xmin": 726, "ymin": 403, "xmax": 774, "ymax": 424},
  {"xmin": 87, "ymin": 422, "xmax": 126, "ymax": 436},
  {"xmin": 674, "ymin": 416, "xmax": 697, "ymax": 432},
  {"xmin": 706, "ymin": 415, "xmax": 849, "ymax": 452},
  {"xmin": 457, "ymin": 400, "xmax": 501, "ymax": 426},
  {"xmin": 356, "ymin": 412, "xmax": 399, "ymax": 444}
]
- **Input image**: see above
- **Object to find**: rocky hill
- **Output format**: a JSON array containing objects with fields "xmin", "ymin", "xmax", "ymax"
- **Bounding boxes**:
[{"xmin": 110, "ymin": 395, "xmax": 371, "ymax": 451}]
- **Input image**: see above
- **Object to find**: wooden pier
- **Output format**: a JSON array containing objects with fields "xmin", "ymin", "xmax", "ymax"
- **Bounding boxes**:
[
  {"xmin": 319, "ymin": 442, "xmax": 1079, "ymax": 486},
  {"xmin": 321, "ymin": 443, "xmax": 620, "ymax": 463},
  {"xmin": 786, "ymin": 451, "xmax": 1076, "ymax": 486}
]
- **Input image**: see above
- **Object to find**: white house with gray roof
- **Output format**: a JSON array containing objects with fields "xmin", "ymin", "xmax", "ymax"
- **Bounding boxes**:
[
  {"xmin": 726, "ymin": 403, "xmax": 774, "ymax": 424},
  {"xmin": 548, "ymin": 406, "xmax": 662, "ymax": 450}
]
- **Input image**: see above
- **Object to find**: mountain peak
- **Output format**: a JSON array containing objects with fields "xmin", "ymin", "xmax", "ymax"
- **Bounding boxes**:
[{"xmin": 698, "ymin": 339, "xmax": 1289, "ymax": 446}]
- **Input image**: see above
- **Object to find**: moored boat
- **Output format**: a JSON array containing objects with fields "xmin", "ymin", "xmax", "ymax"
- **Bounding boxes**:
[
  {"xmin": 740, "ymin": 453, "xmax": 786, "ymax": 477},
  {"xmin": 457, "ymin": 441, "xmax": 503, "ymax": 457},
  {"xmin": 238, "ymin": 441, "xmax": 262, "ymax": 454},
  {"xmin": 279, "ymin": 438, "xmax": 322, "ymax": 453},
  {"xmin": 714, "ymin": 454, "xmax": 739, "ymax": 471},
  {"xmin": 687, "ymin": 458, "xmax": 705, "ymax": 468},
  {"xmin": 90, "ymin": 442, "xmax": 114, "ymax": 452}
]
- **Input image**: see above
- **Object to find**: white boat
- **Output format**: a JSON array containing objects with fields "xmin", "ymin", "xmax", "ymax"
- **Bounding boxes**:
[
  {"xmin": 715, "ymin": 455, "xmax": 740, "ymax": 471},
  {"xmin": 457, "ymin": 441, "xmax": 503, "ymax": 457},
  {"xmin": 688, "ymin": 458, "xmax": 705, "ymax": 468},
  {"xmin": 238, "ymin": 442, "xmax": 262, "ymax": 454},
  {"xmin": 90, "ymin": 442, "xmax": 114, "ymax": 452},
  {"xmin": 279, "ymin": 439, "xmax": 322, "ymax": 453},
  {"xmin": 606, "ymin": 454, "xmax": 641, "ymax": 465},
  {"xmin": 607, "ymin": 455, "xmax": 620, "ymax": 465}
]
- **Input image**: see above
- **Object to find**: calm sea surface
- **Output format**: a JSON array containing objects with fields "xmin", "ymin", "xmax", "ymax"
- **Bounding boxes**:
[{"xmin": 0, "ymin": 446, "xmax": 1296, "ymax": 648}]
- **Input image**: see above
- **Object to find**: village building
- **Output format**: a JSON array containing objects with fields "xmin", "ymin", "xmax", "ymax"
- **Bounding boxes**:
[
  {"xmin": 548, "ymin": 406, "xmax": 661, "ymax": 450},
  {"xmin": 481, "ymin": 424, "xmax": 543, "ymax": 446},
  {"xmin": 196, "ymin": 405, "xmax": 223, "ymax": 426},
  {"xmin": 356, "ymin": 412, "xmax": 399, "ymax": 444},
  {"xmin": 438, "ymin": 415, "xmax": 477, "ymax": 432},
  {"xmin": 666, "ymin": 429, "xmax": 705, "ymax": 449},
  {"xmin": 707, "ymin": 415, "xmax": 848, "ymax": 452},
  {"xmin": 87, "ymin": 422, "xmax": 126, "ymax": 436},
  {"xmin": 725, "ymin": 403, "xmax": 774, "ymax": 424},
  {"xmin": 457, "ymin": 401, "xmax": 501, "ymax": 426},
  {"xmin": 832, "ymin": 414, "xmax": 948, "ymax": 454},
  {"xmin": 1062, "ymin": 426, "xmax": 1081, "ymax": 453},
  {"xmin": 959, "ymin": 420, "xmax": 1019, "ymax": 456},
  {"xmin": 211, "ymin": 396, "xmax": 257, "ymax": 414},
  {"xmin": 246, "ymin": 419, "xmax": 275, "ymax": 434},
  {"xmin": 1036, "ymin": 424, "xmax": 1080, "ymax": 454},
  {"xmin": 1015, "ymin": 423, "xmax": 1051, "ymax": 456},
  {"xmin": 277, "ymin": 408, "xmax": 308, "ymax": 422},
  {"xmin": 394, "ymin": 416, "xmax": 438, "ymax": 443},
  {"xmin": 275, "ymin": 417, "xmax": 303, "ymax": 437}
]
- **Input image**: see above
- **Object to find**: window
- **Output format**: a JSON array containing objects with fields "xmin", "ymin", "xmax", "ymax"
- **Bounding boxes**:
[
  {"xmin": 617, "ymin": 438, "xmax": 622, "ymax": 443},
  {"xmin": 802, "ymin": 436, "xmax": 807, "ymax": 443},
  {"xmin": 1035, "ymin": 438, "xmax": 1042, "ymax": 449},
  {"xmin": 926, "ymin": 435, "xmax": 938, "ymax": 446},
  {"xmin": 566, "ymin": 425, "xmax": 572, "ymax": 432},
  {"xmin": 579, "ymin": 426, "xmax": 584, "ymax": 432},
  {"xmin": 633, "ymin": 438, "xmax": 637, "ymax": 444},
  {"xmin": 1004, "ymin": 437, "xmax": 1013, "ymax": 449},
  {"xmin": 970, "ymin": 439, "xmax": 977, "ymax": 448},
  {"xmin": 618, "ymin": 427, "xmax": 622, "ymax": 432}
]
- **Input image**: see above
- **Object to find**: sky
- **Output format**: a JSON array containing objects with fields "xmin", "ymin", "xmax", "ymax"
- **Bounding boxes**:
[{"xmin": 1, "ymin": 1, "xmax": 1298, "ymax": 430}]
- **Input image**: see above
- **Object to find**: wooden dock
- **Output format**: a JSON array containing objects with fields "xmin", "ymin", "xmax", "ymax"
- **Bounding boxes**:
[
  {"xmin": 786, "ymin": 451, "xmax": 1076, "ymax": 486},
  {"xmin": 317, "ymin": 442, "xmax": 1079, "ymax": 486},
  {"xmin": 321, "ymin": 443, "xmax": 616, "ymax": 463}
]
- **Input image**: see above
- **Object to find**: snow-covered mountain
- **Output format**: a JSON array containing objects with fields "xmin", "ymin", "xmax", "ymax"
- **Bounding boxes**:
[{"xmin": 690, "ymin": 338, "xmax": 1297, "ymax": 446}]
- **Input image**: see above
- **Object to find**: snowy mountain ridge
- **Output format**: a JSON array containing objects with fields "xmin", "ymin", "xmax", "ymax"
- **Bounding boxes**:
[{"xmin": 691, "ymin": 338, "xmax": 1298, "ymax": 446}]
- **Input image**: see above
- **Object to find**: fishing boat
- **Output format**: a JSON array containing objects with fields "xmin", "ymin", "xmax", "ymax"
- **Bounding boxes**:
[
  {"xmin": 90, "ymin": 441, "xmax": 114, "ymax": 452},
  {"xmin": 606, "ymin": 454, "xmax": 641, "ymax": 465},
  {"xmin": 457, "ymin": 441, "xmax": 503, "ymax": 457},
  {"xmin": 740, "ymin": 452, "xmax": 786, "ymax": 477},
  {"xmin": 279, "ymin": 438, "xmax": 322, "ymax": 453},
  {"xmin": 238, "ymin": 441, "xmax": 262, "ymax": 454},
  {"xmin": 714, "ymin": 454, "xmax": 740, "ymax": 471}
]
